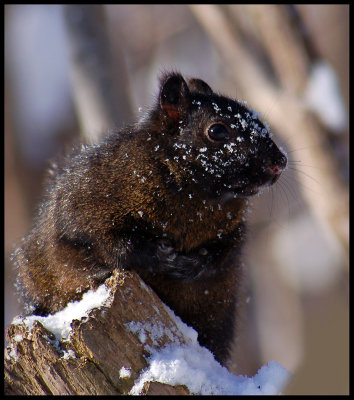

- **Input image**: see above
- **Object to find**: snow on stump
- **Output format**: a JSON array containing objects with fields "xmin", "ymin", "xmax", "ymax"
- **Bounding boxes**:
[{"xmin": 4, "ymin": 269, "xmax": 290, "ymax": 395}]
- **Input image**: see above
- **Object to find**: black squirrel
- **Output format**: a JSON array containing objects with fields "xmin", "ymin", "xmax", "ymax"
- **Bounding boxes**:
[{"xmin": 12, "ymin": 72, "xmax": 287, "ymax": 365}]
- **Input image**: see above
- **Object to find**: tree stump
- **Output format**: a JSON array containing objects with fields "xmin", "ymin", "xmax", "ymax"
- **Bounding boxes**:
[{"xmin": 4, "ymin": 270, "xmax": 191, "ymax": 395}]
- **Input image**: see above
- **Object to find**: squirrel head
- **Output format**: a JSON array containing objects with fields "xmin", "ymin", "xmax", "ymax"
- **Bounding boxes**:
[{"xmin": 146, "ymin": 72, "xmax": 287, "ymax": 201}]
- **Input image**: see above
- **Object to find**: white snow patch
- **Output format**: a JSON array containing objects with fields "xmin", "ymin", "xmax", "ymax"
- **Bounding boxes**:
[
  {"xmin": 13, "ymin": 334, "xmax": 24, "ymax": 342},
  {"xmin": 12, "ymin": 284, "xmax": 112, "ymax": 342},
  {"xmin": 304, "ymin": 61, "xmax": 347, "ymax": 132},
  {"xmin": 62, "ymin": 349, "xmax": 77, "ymax": 360},
  {"xmin": 125, "ymin": 318, "xmax": 178, "ymax": 347},
  {"xmin": 163, "ymin": 304, "xmax": 198, "ymax": 344},
  {"xmin": 129, "ymin": 304, "xmax": 290, "ymax": 395},
  {"xmin": 6, "ymin": 346, "xmax": 19, "ymax": 361},
  {"xmin": 120, "ymin": 366, "xmax": 132, "ymax": 379}
]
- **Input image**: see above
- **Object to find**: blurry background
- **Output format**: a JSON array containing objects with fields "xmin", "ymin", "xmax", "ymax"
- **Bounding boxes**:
[{"xmin": 4, "ymin": 4, "xmax": 349, "ymax": 395}]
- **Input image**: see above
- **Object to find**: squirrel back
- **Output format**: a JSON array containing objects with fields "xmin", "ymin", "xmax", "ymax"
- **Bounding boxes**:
[{"xmin": 13, "ymin": 72, "xmax": 287, "ymax": 364}]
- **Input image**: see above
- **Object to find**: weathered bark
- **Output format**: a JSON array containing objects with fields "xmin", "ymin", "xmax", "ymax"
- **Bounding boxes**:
[
  {"xmin": 4, "ymin": 270, "xmax": 190, "ymax": 395},
  {"xmin": 142, "ymin": 382, "xmax": 190, "ymax": 396}
]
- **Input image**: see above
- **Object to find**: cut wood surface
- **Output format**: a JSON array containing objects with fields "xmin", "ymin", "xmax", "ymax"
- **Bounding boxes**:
[{"xmin": 4, "ymin": 270, "xmax": 191, "ymax": 395}]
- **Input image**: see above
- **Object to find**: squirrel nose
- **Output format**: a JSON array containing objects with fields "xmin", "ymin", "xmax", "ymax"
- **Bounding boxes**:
[
  {"xmin": 268, "ymin": 154, "xmax": 287, "ymax": 175},
  {"xmin": 265, "ymin": 156, "xmax": 287, "ymax": 184},
  {"xmin": 268, "ymin": 164, "xmax": 282, "ymax": 176}
]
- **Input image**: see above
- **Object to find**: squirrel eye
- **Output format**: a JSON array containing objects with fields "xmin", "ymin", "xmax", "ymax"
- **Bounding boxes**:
[{"xmin": 207, "ymin": 123, "xmax": 229, "ymax": 142}]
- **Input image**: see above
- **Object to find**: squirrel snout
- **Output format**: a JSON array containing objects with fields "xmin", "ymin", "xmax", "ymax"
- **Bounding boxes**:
[
  {"xmin": 262, "ymin": 155, "xmax": 287, "ymax": 185},
  {"xmin": 268, "ymin": 153, "xmax": 287, "ymax": 175},
  {"xmin": 265, "ymin": 157, "xmax": 287, "ymax": 185},
  {"xmin": 268, "ymin": 164, "xmax": 283, "ymax": 176}
]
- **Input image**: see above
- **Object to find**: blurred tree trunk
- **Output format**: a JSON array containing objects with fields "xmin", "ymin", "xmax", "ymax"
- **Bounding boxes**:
[
  {"xmin": 63, "ymin": 4, "xmax": 134, "ymax": 142},
  {"xmin": 4, "ymin": 85, "xmax": 31, "ymax": 327}
]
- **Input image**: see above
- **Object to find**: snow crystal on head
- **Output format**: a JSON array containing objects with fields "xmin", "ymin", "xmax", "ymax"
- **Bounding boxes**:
[
  {"xmin": 191, "ymin": 98, "xmax": 273, "ymax": 179},
  {"xmin": 165, "ymin": 92, "xmax": 285, "ymax": 198},
  {"xmin": 229, "ymin": 99, "xmax": 272, "ymax": 141}
]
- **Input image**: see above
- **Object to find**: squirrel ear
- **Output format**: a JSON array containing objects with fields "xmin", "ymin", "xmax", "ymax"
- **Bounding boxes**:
[
  {"xmin": 159, "ymin": 73, "xmax": 190, "ymax": 122},
  {"xmin": 187, "ymin": 78, "xmax": 213, "ymax": 96}
]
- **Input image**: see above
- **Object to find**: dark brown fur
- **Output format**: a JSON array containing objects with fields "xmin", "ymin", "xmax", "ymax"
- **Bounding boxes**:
[{"xmin": 12, "ymin": 72, "xmax": 287, "ymax": 364}]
